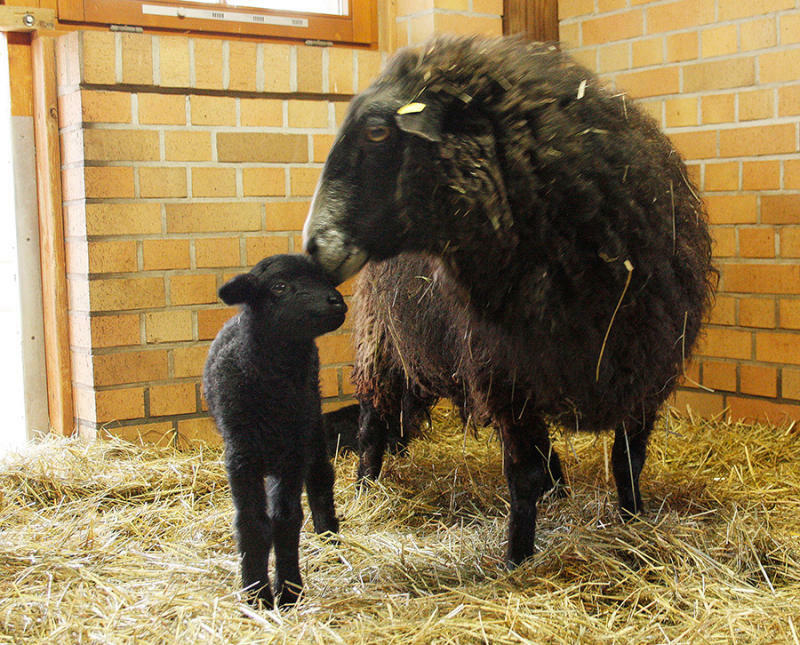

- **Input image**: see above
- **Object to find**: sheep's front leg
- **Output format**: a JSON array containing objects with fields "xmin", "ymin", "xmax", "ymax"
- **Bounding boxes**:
[
  {"xmin": 267, "ymin": 473, "xmax": 304, "ymax": 606},
  {"xmin": 500, "ymin": 416, "xmax": 556, "ymax": 566},
  {"xmin": 612, "ymin": 411, "xmax": 655, "ymax": 518},
  {"xmin": 356, "ymin": 401, "xmax": 389, "ymax": 482},
  {"xmin": 226, "ymin": 456, "xmax": 273, "ymax": 607},
  {"xmin": 305, "ymin": 418, "xmax": 339, "ymax": 536}
]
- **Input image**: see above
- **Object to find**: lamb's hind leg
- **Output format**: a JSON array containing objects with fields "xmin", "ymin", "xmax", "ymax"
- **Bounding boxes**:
[
  {"xmin": 612, "ymin": 409, "xmax": 656, "ymax": 519},
  {"xmin": 226, "ymin": 455, "xmax": 273, "ymax": 607},
  {"xmin": 500, "ymin": 415, "xmax": 560, "ymax": 566},
  {"xmin": 305, "ymin": 417, "xmax": 339, "ymax": 536},
  {"xmin": 268, "ymin": 472, "xmax": 304, "ymax": 606}
]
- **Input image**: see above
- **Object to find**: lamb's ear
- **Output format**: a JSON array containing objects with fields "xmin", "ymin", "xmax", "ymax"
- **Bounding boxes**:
[
  {"xmin": 218, "ymin": 273, "xmax": 257, "ymax": 305},
  {"xmin": 395, "ymin": 101, "xmax": 443, "ymax": 143}
]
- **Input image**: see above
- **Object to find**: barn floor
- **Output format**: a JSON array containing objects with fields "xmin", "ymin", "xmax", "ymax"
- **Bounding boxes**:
[{"xmin": 1, "ymin": 409, "xmax": 798, "ymax": 644}]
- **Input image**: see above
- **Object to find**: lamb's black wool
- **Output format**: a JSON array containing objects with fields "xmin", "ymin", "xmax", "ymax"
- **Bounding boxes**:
[
  {"xmin": 303, "ymin": 35, "xmax": 716, "ymax": 566},
  {"xmin": 203, "ymin": 254, "xmax": 345, "ymax": 606}
]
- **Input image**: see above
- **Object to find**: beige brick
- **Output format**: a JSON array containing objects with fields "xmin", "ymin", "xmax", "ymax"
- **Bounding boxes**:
[
  {"xmin": 139, "ymin": 167, "xmax": 188, "ymax": 198},
  {"xmin": 138, "ymin": 94, "xmax": 187, "ymax": 125},
  {"xmin": 319, "ymin": 368, "xmax": 339, "ymax": 397},
  {"xmin": 741, "ymin": 17, "xmax": 777, "ymax": 51},
  {"xmin": 598, "ymin": 43, "xmax": 629, "ymax": 73},
  {"xmin": 150, "ymin": 382, "xmax": 197, "ymax": 416},
  {"xmin": 711, "ymin": 227, "xmax": 736, "ymax": 257},
  {"xmin": 90, "ymin": 314, "xmax": 141, "ymax": 348},
  {"xmin": 191, "ymin": 167, "xmax": 236, "ymax": 198},
  {"xmin": 142, "ymin": 239, "xmax": 191, "ymax": 270},
  {"xmin": 742, "ymin": 161, "xmax": 781, "ymax": 190},
  {"xmin": 93, "ymin": 350, "xmax": 169, "ymax": 386},
  {"xmin": 288, "ymin": 100, "xmax": 330, "ymax": 128},
  {"xmin": 81, "ymin": 31, "xmax": 116, "ymax": 85},
  {"xmin": 473, "ymin": 0, "xmax": 503, "ymax": 14},
  {"xmin": 176, "ymin": 416, "xmax": 222, "ymax": 448},
  {"xmin": 313, "ymin": 134, "xmax": 336, "ymax": 162},
  {"xmin": 583, "ymin": 11, "xmax": 643, "ymax": 46},
  {"xmin": 84, "ymin": 167, "xmax": 135, "ymax": 199},
  {"xmin": 85, "ymin": 203, "xmax": 162, "ymax": 236},
  {"xmin": 121, "ymin": 33, "xmax": 153, "ymax": 85},
  {"xmin": 783, "ymin": 368, "xmax": 800, "ymax": 400},
  {"xmin": 145, "ymin": 310, "xmax": 193, "ymax": 343},
  {"xmin": 158, "ymin": 36, "xmax": 191, "ymax": 87},
  {"xmin": 195, "ymin": 237, "xmax": 241, "ymax": 268},
  {"xmin": 194, "ymin": 39, "xmax": 224, "ymax": 90},
  {"xmin": 265, "ymin": 201, "xmax": 310, "ymax": 232},
  {"xmin": 245, "ymin": 236, "xmax": 291, "ymax": 265},
  {"xmin": 262, "ymin": 43, "xmax": 292, "ymax": 93},
  {"xmin": 739, "ymin": 89, "xmax": 774, "ymax": 121},
  {"xmin": 559, "ymin": 22, "xmax": 580, "ymax": 49},
  {"xmin": 88, "ymin": 241, "xmax": 138, "ymax": 274},
  {"xmin": 719, "ymin": 124, "xmax": 796, "ymax": 157},
  {"xmin": 705, "ymin": 194, "xmax": 758, "ymax": 224},
  {"xmin": 329, "ymin": 48, "xmax": 354, "ymax": 95},
  {"xmin": 241, "ymin": 98, "xmax": 284, "ymax": 127},
  {"xmin": 81, "ymin": 90, "xmax": 131, "ymax": 124},
  {"xmin": 704, "ymin": 162, "xmax": 738, "ymax": 192},
  {"xmin": 739, "ymin": 228, "xmax": 776, "ymax": 258},
  {"xmin": 90, "ymin": 277, "xmax": 165, "ymax": 311},
  {"xmin": 647, "ymin": 0, "xmax": 715, "ymax": 33},
  {"xmin": 170, "ymin": 274, "xmax": 218, "ymax": 305},
  {"xmin": 785, "ymin": 159, "xmax": 800, "ymax": 189},
  {"xmin": 290, "ymin": 167, "xmax": 322, "ymax": 196},
  {"xmin": 242, "ymin": 167, "xmax": 286, "ymax": 197},
  {"xmin": 105, "ymin": 422, "xmax": 175, "ymax": 446},
  {"xmin": 191, "ymin": 95, "xmax": 236, "ymax": 126},
  {"xmin": 217, "ymin": 133, "xmax": 308, "ymax": 163},
  {"xmin": 760, "ymin": 50, "xmax": 800, "ymax": 84},
  {"xmin": 334, "ymin": 102, "xmax": 350, "ymax": 127},
  {"xmin": 297, "ymin": 46, "xmax": 323, "ymax": 93},
  {"xmin": 558, "ymin": 0, "xmax": 594, "ymax": 19},
  {"xmin": 616, "ymin": 67, "xmax": 680, "ymax": 98},
  {"xmin": 666, "ymin": 31, "xmax": 698, "ymax": 63},
  {"xmin": 83, "ymin": 130, "xmax": 160, "ymax": 162},
  {"xmin": 701, "ymin": 94, "xmax": 735, "ymax": 124},
  {"xmin": 701, "ymin": 25, "xmax": 737, "ymax": 58},
  {"xmin": 739, "ymin": 297, "xmax": 776, "ymax": 328},
  {"xmin": 164, "ymin": 131, "xmax": 213, "ymax": 161},
  {"xmin": 166, "ymin": 202, "xmax": 261, "ymax": 233},
  {"xmin": 317, "ymin": 333, "xmax": 354, "ymax": 364},
  {"xmin": 228, "ymin": 41, "xmax": 257, "ymax": 92},
  {"xmin": 684, "ymin": 58, "xmax": 756, "ymax": 92},
  {"xmin": 779, "ymin": 85, "xmax": 800, "ymax": 117},
  {"xmin": 631, "ymin": 37, "xmax": 663, "ymax": 67},
  {"xmin": 198, "ymin": 307, "xmax": 236, "ymax": 340},
  {"xmin": 718, "ymin": 0, "xmax": 794, "ymax": 21},
  {"xmin": 357, "ymin": 50, "xmax": 382, "ymax": 91},
  {"xmin": 173, "ymin": 345, "xmax": 210, "ymax": 378},
  {"xmin": 409, "ymin": 13, "xmax": 436, "ymax": 46},
  {"xmin": 95, "ymin": 387, "xmax": 145, "ymax": 423},
  {"xmin": 780, "ymin": 13, "xmax": 800, "ymax": 45},
  {"xmin": 431, "ymin": 13, "xmax": 502, "ymax": 40},
  {"xmin": 665, "ymin": 97, "xmax": 698, "ymax": 127}
]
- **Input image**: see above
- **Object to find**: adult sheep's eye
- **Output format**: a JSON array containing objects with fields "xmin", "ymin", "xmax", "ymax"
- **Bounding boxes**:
[
  {"xmin": 365, "ymin": 125, "xmax": 391, "ymax": 143},
  {"xmin": 270, "ymin": 282, "xmax": 287, "ymax": 295}
]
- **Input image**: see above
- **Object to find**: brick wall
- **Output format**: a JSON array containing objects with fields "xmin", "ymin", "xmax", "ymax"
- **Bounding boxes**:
[
  {"xmin": 560, "ymin": 0, "xmax": 800, "ymax": 422},
  {"xmin": 396, "ymin": 0, "xmax": 504, "ymax": 46},
  {"xmin": 56, "ymin": 31, "xmax": 381, "ymax": 446}
]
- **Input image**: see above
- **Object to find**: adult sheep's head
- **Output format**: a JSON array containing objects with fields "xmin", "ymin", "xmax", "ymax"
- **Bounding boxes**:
[{"xmin": 303, "ymin": 39, "xmax": 509, "ymax": 285}]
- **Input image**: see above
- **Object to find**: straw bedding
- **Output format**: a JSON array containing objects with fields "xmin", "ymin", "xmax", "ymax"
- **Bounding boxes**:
[{"xmin": 1, "ymin": 409, "xmax": 798, "ymax": 644}]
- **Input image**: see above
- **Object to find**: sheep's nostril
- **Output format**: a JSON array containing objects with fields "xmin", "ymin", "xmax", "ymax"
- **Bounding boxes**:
[{"xmin": 305, "ymin": 236, "xmax": 318, "ymax": 258}]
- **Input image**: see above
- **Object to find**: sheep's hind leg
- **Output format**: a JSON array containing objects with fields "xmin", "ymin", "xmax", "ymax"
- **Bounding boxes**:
[
  {"xmin": 500, "ymin": 416, "xmax": 557, "ymax": 566},
  {"xmin": 305, "ymin": 418, "xmax": 339, "ymax": 536},
  {"xmin": 268, "ymin": 473, "xmax": 304, "ymax": 606},
  {"xmin": 226, "ymin": 456, "xmax": 273, "ymax": 607},
  {"xmin": 356, "ymin": 401, "xmax": 390, "ymax": 483},
  {"xmin": 612, "ymin": 410, "xmax": 656, "ymax": 519}
]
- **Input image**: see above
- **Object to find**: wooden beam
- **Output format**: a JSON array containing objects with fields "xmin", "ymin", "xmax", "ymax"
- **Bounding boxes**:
[
  {"xmin": 31, "ymin": 34, "xmax": 74, "ymax": 437},
  {"xmin": 503, "ymin": 0, "xmax": 559, "ymax": 42},
  {"xmin": 0, "ymin": 6, "xmax": 56, "ymax": 32}
]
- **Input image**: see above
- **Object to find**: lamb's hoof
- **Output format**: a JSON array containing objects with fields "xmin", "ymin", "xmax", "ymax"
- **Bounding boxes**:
[
  {"xmin": 247, "ymin": 586, "xmax": 274, "ymax": 609},
  {"xmin": 545, "ymin": 480, "xmax": 569, "ymax": 499},
  {"xmin": 619, "ymin": 504, "xmax": 644, "ymax": 522},
  {"xmin": 275, "ymin": 581, "xmax": 302, "ymax": 608},
  {"xmin": 317, "ymin": 529, "xmax": 340, "ymax": 546}
]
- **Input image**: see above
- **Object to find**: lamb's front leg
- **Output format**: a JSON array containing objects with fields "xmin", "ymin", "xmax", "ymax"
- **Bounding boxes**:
[
  {"xmin": 267, "ymin": 472, "xmax": 304, "ymax": 606},
  {"xmin": 226, "ymin": 455, "xmax": 273, "ymax": 607},
  {"xmin": 305, "ymin": 419, "xmax": 339, "ymax": 536}
]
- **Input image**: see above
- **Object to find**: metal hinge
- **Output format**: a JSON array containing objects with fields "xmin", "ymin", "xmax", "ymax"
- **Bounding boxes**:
[{"xmin": 0, "ymin": 6, "xmax": 56, "ymax": 32}]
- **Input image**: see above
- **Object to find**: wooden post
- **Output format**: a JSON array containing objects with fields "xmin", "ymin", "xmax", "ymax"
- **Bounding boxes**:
[
  {"xmin": 503, "ymin": 0, "xmax": 559, "ymax": 42},
  {"xmin": 31, "ymin": 34, "xmax": 74, "ymax": 437}
]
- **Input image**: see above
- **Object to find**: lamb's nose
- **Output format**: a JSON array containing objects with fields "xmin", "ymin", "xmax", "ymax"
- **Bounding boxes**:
[{"xmin": 328, "ymin": 295, "xmax": 346, "ymax": 311}]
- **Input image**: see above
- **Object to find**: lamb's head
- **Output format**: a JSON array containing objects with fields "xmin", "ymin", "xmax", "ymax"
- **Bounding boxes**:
[
  {"xmin": 219, "ymin": 254, "xmax": 346, "ymax": 339},
  {"xmin": 303, "ymin": 44, "xmax": 499, "ymax": 285}
]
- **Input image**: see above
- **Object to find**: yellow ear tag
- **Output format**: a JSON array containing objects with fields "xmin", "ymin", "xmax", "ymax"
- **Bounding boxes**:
[{"xmin": 397, "ymin": 102, "xmax": 427, "ymax": 115}]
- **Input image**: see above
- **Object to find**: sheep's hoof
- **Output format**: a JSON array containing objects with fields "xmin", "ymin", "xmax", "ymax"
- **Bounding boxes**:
[
  {"xmin": 619, "ymin": 503, "xmax": 645, "ymax": 522},
  {"xmin": 545, "ymin": 480, "xmax": 569, "ymax": 499},
  {"xmin": 275, "ymin": 581, "xmax": 302, "ymax": 608},
  {"xmin": 317, "ymin": 529, "xmax": 340, "ymax": 546},
  {"xmin": 247, "ymin": 586, "xmax": 274, "ymax": 609}
]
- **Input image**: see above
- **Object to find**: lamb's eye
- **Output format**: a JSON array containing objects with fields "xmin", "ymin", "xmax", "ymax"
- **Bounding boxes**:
[
  {"xmin": 365, "ymin": 125, "xmax": 391, "ymax": 143},
  {"xmin": 270, "ymin": 282, "xmax": 287, "ymax": 295}
]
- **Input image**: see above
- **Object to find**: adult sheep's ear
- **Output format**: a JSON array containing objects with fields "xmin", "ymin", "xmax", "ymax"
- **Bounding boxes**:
[
  {"xmin": 218, "ymin": 273, "xmax": 257, "ymax": 305},
  {"xmin": 395, "ymin": 101, "xmax": 443, "ymax": 143}
]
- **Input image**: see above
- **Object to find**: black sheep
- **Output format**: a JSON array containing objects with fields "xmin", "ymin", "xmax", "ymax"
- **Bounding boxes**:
[
  {"xmin": 303, "ymin": 36, "xmax": 715, "ymax": 566},
  {"xmin": 203, "ymin": 254, "xmax": 345, "ymax": 606}
]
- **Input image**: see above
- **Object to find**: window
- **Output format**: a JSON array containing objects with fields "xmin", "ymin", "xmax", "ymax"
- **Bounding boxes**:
[{"xmin": 58, "ymin": 0, "xmax": 375, "ymax": 45}]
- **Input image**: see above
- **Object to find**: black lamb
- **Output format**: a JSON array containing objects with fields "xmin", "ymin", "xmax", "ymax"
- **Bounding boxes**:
[
  {"xmin": 203, "ymin": 254, "xmax": 345, "ymax": 606},
  {"xmin": 303, "ymin": 35, "xmax": 715, "ymax": 566}
]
